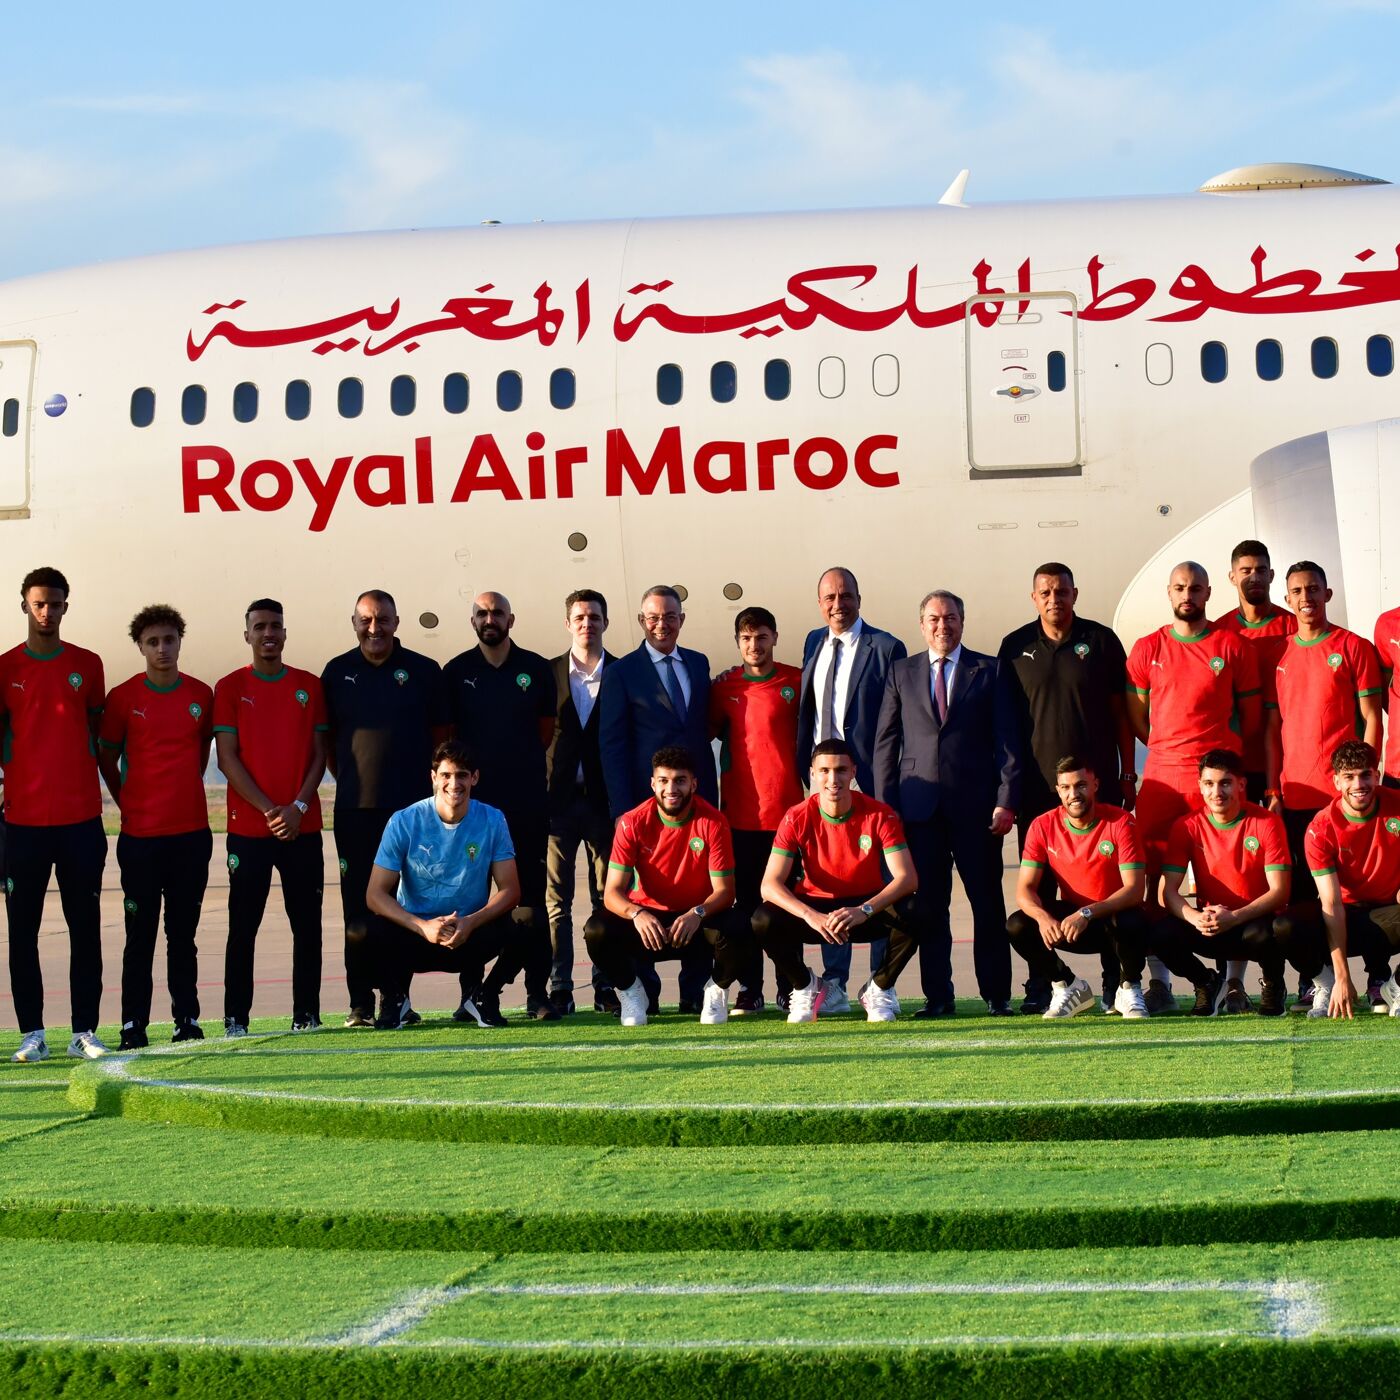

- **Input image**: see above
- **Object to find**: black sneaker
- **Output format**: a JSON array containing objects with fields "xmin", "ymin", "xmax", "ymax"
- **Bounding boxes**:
[
  {"xmin": 402, "ymin": 1006, "xmax": 422, "ymax": 1026},
  {"xmin": 1144, "ymin": 979, "xmax": 1177, "ymax": 1015},
  {"xmin": 1258, "ymin": 979, "xmax": 1286, "ymax": 1017},
  {"xmin": 1223, "ymin": 980, "xmax": 1255, "ymax": 1014},
  {"xmin": 733, "ymin": 988, "xmax": 764, "ymax": 1015},
  {"xmin": 548, "ymin": 989, "xmax": 576, "ymax": 1016},
  {"xmin": 171, "ymin": 1020, "xmax": 204, "ymax": 1043},
  {"xmin": 593, "ymin": 988, "xmax": 621, "ymax": 1015},
  {"xmin": 1019, "ymin": 980, "xmax": 1051, "ymax": 1015},
  {"xmin": 775, "ymin": 987, "xmax": 791, "ymax": 1016},
  {"xmin": 473, "ymin": 990, "xmax": 509, "ymax": 1028},
  {"xmin": 374, "ymin": 991, "xmax": 410, "ymax": 1030},
  {"xmin": 291, "ymin": 1016, "xmax": 322, "ymax": 1032},
  {"xmin": 529, "ymin": 1002, "xmax": 562, "ymax": 1021},
  {"xmin": 1192, "ymin": 971, "xmax": 1228, "ymax": 1018},
  {"xmin": 118, "ymin": 1024, "xmax": 148, "ymax": 1051},
  {"xmin": 677, "ymin": 1000, "xmax": 700, "ymax": 1016},
  {"xmin": 343, "ymin": 1008, "xmax": 375, "ymax": 1029}
]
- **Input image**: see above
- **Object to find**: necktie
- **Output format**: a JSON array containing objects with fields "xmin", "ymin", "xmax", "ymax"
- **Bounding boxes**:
[
  {"xmin": 933, "ymin": 656, "xmax": 948, "ymax": 723},
  {"xmin": 820, "ymin": 636, "xmax": 843, "ymax": 741},
  {"xmin": 661, "ymin": 653, "xmax": 687, "ymax": 718}
]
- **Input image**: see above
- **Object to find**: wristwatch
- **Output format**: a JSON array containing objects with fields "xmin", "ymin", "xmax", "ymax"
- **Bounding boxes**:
[
  {"xmin": 693, "ymin": 905, "xmax": 707, "ymax": 918},
  {"xmin": 861, "ymin": 903, "xmax": 876, "ymax": 918},
  {"xmin": 292, "ymin": 799, "xmax": 309, "ymax": 814},
  {"xmin": 1078, "ymin": 905, "xmax": 1094, "ymax": 921}
]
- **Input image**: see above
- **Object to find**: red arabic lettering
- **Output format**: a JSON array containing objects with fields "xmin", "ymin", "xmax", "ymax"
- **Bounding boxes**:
[{"xmin": 1079, "ymin": 255, "xmax": 1156, "ymax": 321}]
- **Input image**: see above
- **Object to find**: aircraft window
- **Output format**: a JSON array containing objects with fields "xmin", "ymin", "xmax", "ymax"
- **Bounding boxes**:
[
  {"xmin": 1, "ymin": 398, "xmax": 17, "ymax": 438},
  {"xmin": 1200, "ymin": 342, "xmax": 1228, "ymax": 384},
  {"xmin": 1311, "ymin": 337, "xmax": 1338, "ymax": 379},
  {"xmin": 338, "ymin": 378, "xmax": 364, "ymax": 418},
  {"xmin": 872, "ymin": 354, "xmax": 899, "ymax": 397},
  {"xmin": 711, "ymin": 361, "xmax": 737, "ymax": 403},
  {"xmin": 764, "ymin": 359, "xmax": 791, "ymax": 401},
  {"xmin": 443, "ymin": 373, "xmax": 469, "ymax": 414},
  {"xmin": 1046, "ymin": 350, "xmax": 1067, "ymax": 393},
  {"xmin": 391, "ymin": 375, "xmax": 416, "ymax": 417},
  {"xmin": 1255, "ymin": 340, "xmax": 1283, "ymax": 381},
  {"xmin": 550, "ymin": 368, "xmax": 576, "ymax": 410},
  {"xmin": 497, "ymin": 371, "xmax": 523, "ymax": 411},
  {"xmin": 130, "ymin": 387, "xmax": 155, "ymax": 428},
  {"xmin": 233, "ymin": 382, "xmax": 259, "ymax": 424},
  {"xmin": 1145, "ymin": 343, "xmax": 1173, "ymax": 385},
  {"xmin": 1368, "ymin": 335, "xmax": 1394, "ymax": 377},
  {"xmin": 657, "ymin": 364, "xmax": 683, "ymax": 405},
  {"xmin": 286, "ymin": 380, "xmax": 311, "ymax": 421},
  {"xmin": 181, "ymin": 385, "xmax": 207, "ymax": 426},
  {"xmin": 818, "ymin": 356, "xmax": 845, "ymax": 398}
]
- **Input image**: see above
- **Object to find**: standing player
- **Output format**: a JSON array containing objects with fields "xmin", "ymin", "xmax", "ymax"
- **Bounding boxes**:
[
  {"xmin": 709, "ymin": 606, "xmax": 803, "ymax": 1013},
  {"xmin": 1126, "ymin": 562, "xmax": 1260, "ymax": 1011},
  {"xmin": 445, "ymin": 591, "xmax": 558, "ymax": 1023},
  {"xmin": 1375, "ymin": 600, "xmax": 1400, "ymax": 788},
  {"xmin": 214, "ymin": 599, "xmax": 328, "ymax": 1036},
  {"xmin": 97, "ymin": 605, "xmax": 213, "ymax": 1049},
  {"xmin": 753, "ymin": 739, "xmax": 920, "ymax": 1024},
  {"xmin": 2, "ymin": 567, "xmax": 109, "ymax": 1062},
  {"xmin": 321, "ymin": 589, "xmax": 448, "ymax": 1029}
]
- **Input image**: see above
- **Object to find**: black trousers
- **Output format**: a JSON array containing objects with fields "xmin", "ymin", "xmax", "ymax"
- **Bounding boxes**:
[
  {"xmin": 545, "ymin": 786, "xmax": 613, "ymax": 996},
  {"xmin": 376, "ymin": 911, "xmax": 513, "ymax": 993},
  {"xmin": 1284, "ymin": 902, "xmax": 1400, "ymax": 983},
  {"xmin": 1005, "ymin": 901, "xmax": 1148, "ymax": 986},
  {"xmin": 752, "ymin": 895, "xmax": 920, "ymax": 993},
  {"xmin": 1283, "ymin": 806, "xmax": 1324, "ymax": 905},
  {"xmin": 907, "ymin": 812, "xmax": 1011, "ymax": 1004},
  {"xmin": 584, "ymin": 906, "xmax": 751, "ymax": 993},
  {"xmin": 5, "ymin": 817, "xmax": 107, "ymax": 1035},
  {"xmin": 732, "ymin": 827, "xmax": 774, "ymax": 995},
  {"xmin": 333, "ymin": 808, "xmax": 393, "ymax": 1015},
  {"xmin": 117, "ymin": 828, "xmax": 212, "ymax": 1027},
  {"xmin": 1151, "ymin": 912, "xmax": 1293, "ymax": 984},
  {"xmin": 224, "ymin": 831, "xmax": 323, "ymax": 1025}
]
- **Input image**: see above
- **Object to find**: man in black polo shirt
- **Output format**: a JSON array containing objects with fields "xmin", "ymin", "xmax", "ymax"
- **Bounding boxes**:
[
  {"xmin": 998, "ymin": 562, "xmax": 1136, "ymax": 1014},
  {"xmin": 321, "ymin": 589, "xmax": 449, "ymax": 1027},
  {"xmin": 445, "ymin": 590, "xmax": 558, "ymax": 1021}
]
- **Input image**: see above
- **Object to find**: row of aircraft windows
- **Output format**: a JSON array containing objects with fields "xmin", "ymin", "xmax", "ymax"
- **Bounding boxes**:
[{"xmin": 1196, "ymin": 334, "xmax": 1394, "ymax": 384}]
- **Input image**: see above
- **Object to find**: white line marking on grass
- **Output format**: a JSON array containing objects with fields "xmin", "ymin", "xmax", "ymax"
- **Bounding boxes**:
[
  {"xmin": 337, "ymin": 1287, "xmax": 461, "ymax": 1346},
  {"xmin": 423, "ymin": 1279, "xmax": 1292, "ymax": 1298},
  {"xmin": 1263, "ymin": 1279, "xmax": 1329, "ymax": 1339}
]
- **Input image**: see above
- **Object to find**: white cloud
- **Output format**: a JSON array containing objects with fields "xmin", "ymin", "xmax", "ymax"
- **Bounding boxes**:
[{"xmin": 0, "ymin": 144, "xmax": 112, "ymax": 206}]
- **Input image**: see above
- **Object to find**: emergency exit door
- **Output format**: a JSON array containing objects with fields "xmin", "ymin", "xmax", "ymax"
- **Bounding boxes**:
[
  {"xmin": 0, "ymin": 342, "xmax": 35, "ymax": 515},
  {"xmin": 965, "ymin": 292, "xmax": 1080, "ymax": 473}
]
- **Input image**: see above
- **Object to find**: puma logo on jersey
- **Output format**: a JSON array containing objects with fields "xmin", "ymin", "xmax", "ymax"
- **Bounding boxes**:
[
  {"xmin": 1149, "ymin": 660, "xmax": 1164, "ymax": 669},
  {"xmin": 1021, "ymin": 650, "xmax": 1036, "ymax": 660},
  {"xmin": 416, "ymin": 843, "xmax": 434, "ymax": 858},
  {"xmin": 461, "ymin": 678, "xmax": 478, "ymax": 688},
  {"xmin": 343, "ymin": 674, "xmax": 358, "ymax": 684},
  {"xmin": 240, "ymin": 695, "xmax": 255, "ymax": 706},
  {"xmin": 9, "ymin": 681, "xmax": 24, "ymax": 691},
  {"xmin": 131, "ymin": 708, "xmax": 146, "ymax": 720}
]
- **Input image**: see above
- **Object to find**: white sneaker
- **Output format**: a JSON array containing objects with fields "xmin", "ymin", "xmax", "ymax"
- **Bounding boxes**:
[
  {"xmin": 1379, "ymin": 975, "xmax": 1400, "ymax": 1017},
  {"xmin": 786, "ymin": 973, "xmax": 828, "ymax": 1024},
  {"xmin": 11, "ymin": 1030, "xmax": 48, "ymax": 1063},
  {"xmin": 1113, "ymin": 982, "xmax": 1150, "ymax": 1019},
  {"xmin": 616, "ymin": 979, "xmax": 649, "ymax": 1028},
  {"xmin": 224, "ymin": 1021, "xmax": 248, "ymax": 1039},
  {"xmin": 67, "ymin": 1031, "xmax": 109, "ymax": 1060},
  {"xmin": 859, "ymin": 981, "xmax": 900, "ymax": 1022},
  {"xmin": 1308, "ymin": 968, "xmax": 1336, "ymax": 1019},
  {"xmin": 817, "ymin": 975, "xmax": 850, "ymax": 1014},
  {"xmin": 1043, "ymin": 976, "xmax": 1096, "ymax": 1019},
  {"xmin": 699, "ymin": 979, "xmax": 729, "ymax": 1025}
]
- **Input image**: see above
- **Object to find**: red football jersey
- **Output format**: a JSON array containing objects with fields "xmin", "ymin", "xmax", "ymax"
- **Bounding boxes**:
[
  {"xmin": 1212, "ymin": 606, "xmax": 1297, "ymax": 771},
  {"xmin": 0, "ymin": 642, "xmax": 105, "ymax": 825},
  {"xmin": 608, "ymin": 795, "xmax": 734, "ymax": 911},
  {"xmin": 772, "ymin": 792, "xmax": 907, "ymax": 900},
  {"xmin": 1126, "ymin": 625, "xmax": 1260, "ymax": 766},
  {"xmin": 1021, "ymin": 804, "xmax": 1145, "ymax": 908},
  {"xmin": 1305, "ymin": 789, "xmax": 1400, "ymax": 906},
  {"xmin": 709, "ymin": 663, "xmax": 804, "ymax": 832},
  {"xmin": 100, "ymin": 673, "xmax": 214, "ymax": 837},
  {"xmin": 1270, "ymin": 628, "xmax": 1383, "ymax": 810},
  {"xmin": 1163, "ymin": 803, "xmax": 1290, "ymax": 910},
  {"xmin": 1374, "ymin": 605, "xmax": 1400, "ymax": 780},
  {"xmin": 212, "ymin": 665, "xmax": 328, "ymax": 837}
]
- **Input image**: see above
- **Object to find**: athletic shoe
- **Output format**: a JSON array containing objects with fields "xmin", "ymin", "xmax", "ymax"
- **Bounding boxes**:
[
  {"xmin": 1258, "ymin": 979, "xmax": 1286, "ymax": 1017},
  {"xmin": 452, "ymin": 998, "xmax": 477, "ymax": 1022},
  {"xmin": 1308, "ymin": 968, "xmax": 1336, "ymax": 1019},
  {"xmin": 548, "ymin": 990, "xmax": 576, "ymax": 1016},
  {"xmin": 616, "ymin": 979, "xmax": 649, "ymax": 1028},
  {"xmin": 402, "ymin": 1007, "xmax": 422, "ymax": 1026},
  {"xmin": 1292, "ymin": 984, "xmax": 1315, "ymax": 1014},
  {"xmin": 291, "ymin": 1016, "xmax": 322, "ymax": 1032},
  {"xmin": 1100, "ymin": 975, "xmax": 1118, "ymax": 1017},
  {"xmin": 774, "ymin": 987, "xmax": 791, "ymax": 1016},
  {"xmin": 1374, "ymin": 976, "xmax": 1400, "ymax": 1015},
  {"xmin": 985, "ymin": 999, "xmax": 1014, "ymax": 1016},
  {"xmin": 859, "ymin": 981, "xmax": 900, "ymax": 1022},
  {"xmin": 224, "ymin": 1021, "xmax": 248, "ymax": 1039},
  {"xmin": 700, "ymin": 979, "xmax": 729, "ymax": 1025},
  {"xmin": 1019, "ymin": 981, "xmax": 1051, "ymax": 1015},
  {"xmin": 786, "ymin": 973, "xmax": 828, "ymax": 1024},
  {"xmin": 733, "ymin": 989, "xmax": 764, "ymax": 1016},
  {"xmin": 472, "ymin": 990, "xmax": 509, "ymax": 1028},
  {"xmin": 594, "ymin": 988, "xmax": 622, "ymax": 1016},
  {"xmin": 1191, "ymin": 971, "xmax": 1228, "ymax": 1018},
  {"xmin": 172, "ymin": 1020, "xmax": 204, "ymax": 1043},
  {"xmin": 1144, "ymin": 979, "xmax": 1177, "ymax": 1015},
  {"xmin": 343, "ymin": 1009, "xmax": 375, "ymax": 1029},
  {"xmin": 11, "ymin": 1031, "xmax": 48, "ymax": 1063},
  {"xmin": 374, "ymin": 992, "xmax": 411, "ymax": 1030},
  {"xmin": 913, "ymin": 1000, "xmax": 955, "ymax": 1019},
  {"xmin": 1366, "ymin": 980, "xmax": 1389, "ymax": 1013},
  {"xmin": 1113, "ymin": 983, "xmax": 1150, "ymax": 1019},
  {"xmin": 818, "ymin": 977, "xmax": 850, "ymax": 1015},
  {"xmin": 1043, "ymin": 977, "xmax": 1096, "ymax": 1019},
  {"xmin": 67, "ymin": 1031, "xmax": 110, "ymax": 1060},
  {"xmin": 118, "ymin": 1023, "xmax": 148, "ymax": 1051},
  {"xmin": 529, "ymin": 1002, "xmax": 562, "ymax": 1022},
  {"xmin": 1223, "ymin": 980, "xmax": 1255, "ymax": 1014}
]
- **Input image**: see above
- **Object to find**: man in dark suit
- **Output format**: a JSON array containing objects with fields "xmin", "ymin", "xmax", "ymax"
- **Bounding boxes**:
[
  {"xmin": 874, "ymin": 589, "xmax": 1021, "ymax": 1016},
  {"xmin": 598, "ymin": 584, "xmax": 716, "ymax": 1009},
  {"xmin": 797, "ymin": 566, "xmax": 907, "ymax": 1000},
  {"xmin": 545, "ymin": 589, "xmax": 619, "ymax": 1015}
]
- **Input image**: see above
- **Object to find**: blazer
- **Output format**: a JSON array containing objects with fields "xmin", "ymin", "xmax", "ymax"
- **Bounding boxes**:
[
  {"xmin": 597, "ymin": 641, "xmax": 716, "ymax": 820},
  {"xmin": 872, "ymin": 647, "xmax": 1021, "ymax": 825},
  {"xmin": 797, "ymin": 622, "xmax": 907, "ymax": 794},
  {"xmin": 545, "ymin": 649, "xmax": 617, "ymax": 819}
]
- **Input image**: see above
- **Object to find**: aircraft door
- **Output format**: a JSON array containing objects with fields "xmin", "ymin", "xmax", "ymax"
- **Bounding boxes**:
[
  {"xmin": 964, "ymin": 292, "xmax": 1080, "ymax": 473},
  {"xmin": 0, "ymin": 342, "xmax": 34, "ymax": 516}
]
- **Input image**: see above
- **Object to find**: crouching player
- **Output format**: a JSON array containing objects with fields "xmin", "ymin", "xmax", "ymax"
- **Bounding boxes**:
[
  {"xmin": 585, "ymin": 746, "xmax": 750, "ymax": 1027},
  {"xmin": 1152, "ymin": 749, "xmax": 1294, "ymax": 1017},
  {"xmin": 1006, "ymin": 756, "xmax": 1150, "ymax": 1019},
  {"xmin": 752, "ymin": 739, "xmax": 919, "ymax": 1023},
  {"xmin": 1300, "ymin": 741, "xmax": 1400, "ymax": 1019},
  {"xmin": 366, "ymin": 740, "xmax": 520, "ymax": 1028}
]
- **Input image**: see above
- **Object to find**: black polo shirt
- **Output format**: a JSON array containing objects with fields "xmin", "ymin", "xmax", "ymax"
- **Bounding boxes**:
[
  {"xmin": 997, "ymin": 615, "xmax": 1128, "ymax": 814},
  {"xmin": 320, "ymin": 642, "xmax": 448, "ymax": 811},
  {"xmin": 443, "ymin": 642, "xmax": 556, "ymax": 819}
]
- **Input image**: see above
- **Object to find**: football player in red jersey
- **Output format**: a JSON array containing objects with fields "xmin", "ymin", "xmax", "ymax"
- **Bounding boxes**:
[{"xmin": 1374, "ymin": 602, "xmax": 1400, "ymax": 790}]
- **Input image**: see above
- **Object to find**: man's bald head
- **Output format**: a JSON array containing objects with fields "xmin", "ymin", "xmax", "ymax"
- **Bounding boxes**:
[
  {"xmin": 1167, "ymin": 561, "xmax": 1210, "ymax": 627},
  {"xmin": 471, "ymin": 591, "xmax": 515, "ymax": 646}
]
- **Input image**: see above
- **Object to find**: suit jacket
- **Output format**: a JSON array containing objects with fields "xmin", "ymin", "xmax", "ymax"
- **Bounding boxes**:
[
  {"xmin": 873, "ymin": 647, "xmax": 1021, "ymax": 825},
  {"xmin": 598, "ymin": 641, "xmax": 717, "ymax": 820},
  {"xmin": 546, "ymin": 649, "xmax": 617, "ymax": 820},
  {"xmin": 797, "ymin": 622, "xmax": 907, "ymax": 794}
]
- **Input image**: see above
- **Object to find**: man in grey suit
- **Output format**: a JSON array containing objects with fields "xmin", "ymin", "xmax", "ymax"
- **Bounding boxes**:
[
  {"xmin": 874, "ymin": 589, "xmax": 1021, "ymax": 1016},
  {"xmin": 797, "ymin": 566, "xmax": 908, "ymax": 1003}
]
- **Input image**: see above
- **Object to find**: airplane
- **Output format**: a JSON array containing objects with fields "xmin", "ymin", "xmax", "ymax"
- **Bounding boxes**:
[{"xmin": 0, "ymin": 158, "xmax": 1396, "ymax": 685}]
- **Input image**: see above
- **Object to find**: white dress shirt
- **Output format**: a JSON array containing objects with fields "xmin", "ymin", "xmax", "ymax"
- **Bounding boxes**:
[
  {"xmin": 568, "ymin": 651, "xmax": 604, "ymax": 783},
  {"xmin": 644, "ymin": 640, "xmax": 692, "ymax": 709},
  {"xmin": 928, "ymin": 642, "xmax": 963, "ymax": 709},
  {"xmin": 810, "ymin": 616, "xmax": 865, "ymax": 746}
]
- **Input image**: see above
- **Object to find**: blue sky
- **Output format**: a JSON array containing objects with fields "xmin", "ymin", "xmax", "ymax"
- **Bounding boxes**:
[{"xmin": 5, "ymin": 0, "xmax": 1400, "ymax": 275}]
